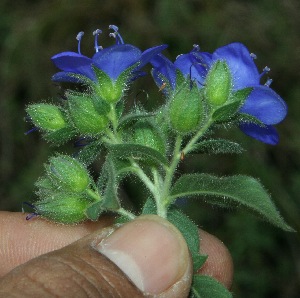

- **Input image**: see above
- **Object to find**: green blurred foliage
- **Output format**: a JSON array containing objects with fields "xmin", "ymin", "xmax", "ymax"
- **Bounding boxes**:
[{"xmin": 0, "ymin": 0, "xmax": 299, "ymax": 296}]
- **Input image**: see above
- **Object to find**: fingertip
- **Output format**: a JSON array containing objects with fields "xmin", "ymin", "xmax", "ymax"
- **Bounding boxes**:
[{"xmin": 197, "ymin": 229, "xmax": 234, "ymax": 289}]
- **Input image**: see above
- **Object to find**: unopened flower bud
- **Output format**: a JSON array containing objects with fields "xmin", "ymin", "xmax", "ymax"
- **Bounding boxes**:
[
  {"xmin": 26, "ymin": 104, "xmax": 66, "ymax": 131},
  {"xmin": 205, "ymin": 60, "xmax": 232, "ymax": 106},
  {"xmin": 35, "ymin": 194, "xmax": 90, "ymax": 224},
  {"xmin": 169, "ymin": 82, "xmax": 203, "ymax": 134},
  {"xmin": 47, "ymin": 155, "xmax": 90, "ymax": 193},
  {"xmin": 68, "ymin": 93, "xmax": 109, "ymax": 135}
]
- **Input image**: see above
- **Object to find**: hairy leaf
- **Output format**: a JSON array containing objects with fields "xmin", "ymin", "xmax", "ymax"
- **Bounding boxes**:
[
  {"xmin": 117, "ymin": 112, "xmax": 155, "ymax": 130},
  {"xmin": 170, "ymin": 174, "xmax": 293, "ymax": 231},
  {"xmin": 190, "ymin": 139, "xmax": 244, "ymax": 155},
  {"xmin": 75, "ymin": 140, "xmax": 102, "ymax": 165},
  {"xmin": 168, "ymin": 208, "xmax": 205, "ymax": 272},
  {"xmin": 190, "ymin": 275, "xmax": 232, "ymax": 298},
  {"xmin": 108, "ymin": 143, "xmax": 168, "ymax": 166}
]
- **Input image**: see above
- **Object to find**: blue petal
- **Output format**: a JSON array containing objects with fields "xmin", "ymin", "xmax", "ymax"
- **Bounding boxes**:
[
  {"xmin": 52, "ymin": 72, "xmax": 90, "ymax": 83},
  {"xmin": 213, "ymin": 43, "xmax": 260, "ymax": 90},
  {"xmin": 239, "ymin": 86, "xmax": 287, "ymax": 125},
  {"xmin": 139, "ymin": 44, "xmax": 168, "ymax": 69},
  {"xmin": 51, "ymin": 52, "xmax": 95, "ymax": 81},
  {"xmin": 174, "ymin": 52, "xmax": 211, "ymax": 86},
  {"xmin": 239, "ymin": 123, "xmax": 279, "ymax": 145},
  {"xmin": 92, "ymin": 44, "xmax": 142, "ymax": 80},
  {"xmin": 150, "ymin": 54, "xmax": 177, "ymax": 90}
]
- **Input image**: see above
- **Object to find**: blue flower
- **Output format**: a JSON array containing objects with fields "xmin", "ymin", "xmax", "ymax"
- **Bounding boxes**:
[
  {"xmin": 151, "ymin": 43, "xmax": 287, "ymax": 145},
  {"xmin": 52, "ymin": 26, "xmax": 167, "ymax": 84}
]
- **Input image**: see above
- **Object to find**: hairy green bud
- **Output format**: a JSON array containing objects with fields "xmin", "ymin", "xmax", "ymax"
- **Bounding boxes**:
[
  {"xmin": 35, "ymin": 194, "xmax": 90, "ymax": 224},
  {"xmin": 47, "ymin": 155, "xmax": 90, "ymax": 193},
  {"xmin": 169, "ymin": 82, "xmax": 203, "ymax": 134},
  {"xmin": 68, "ymin": 93, "xmax": 109, "ymax": 135},
  {"xmin": 26, "ymin": 104, "xmax": 66, "ymax": 131},
  {"xmin": 205, "ymin": 60, "xmax": 232, "ymax": 106}
]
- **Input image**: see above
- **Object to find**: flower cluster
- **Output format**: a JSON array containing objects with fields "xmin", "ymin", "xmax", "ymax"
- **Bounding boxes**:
[
  {"xmin": 24, "ymin": 25, "xmax": 292, "ymax": 298},
  {"xmin": 149, "ymin": 43, "xmax": 287, "ymax": 145}
]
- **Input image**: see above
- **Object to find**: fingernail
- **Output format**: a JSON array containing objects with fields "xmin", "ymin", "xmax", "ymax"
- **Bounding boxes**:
[{"xmin": 94, "ymin": 215, "xmax": 189, "ymax": 295}]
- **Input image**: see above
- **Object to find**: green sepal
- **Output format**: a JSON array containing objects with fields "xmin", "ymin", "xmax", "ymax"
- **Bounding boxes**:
[
  {"xmin": 190, "ymin": 275, "xmax": 233, "ymax": 298},
  {"xmin": 167, "ymin": 207, "xmax": 205, "ymax": 272},
  {"xmin": 85, "ymin": 200, "xmax": 103, "ymax": 221},
  {"xmin": 67, "ymin": 92, "xmax": 109, "ymax": 136},
  {"xmin": 75, "ymin": 140, "xmax": 103, "ymax": 166},
  {"xmin": 170, "ymin": 174, "xmax": 294, "ymax": 231},
  {"xmin": 92, "ymin": 95, "xmax": 111, "ymax": 115},
  {"xmin": 34, "ymin": 194, "xmax": 91, "ymax": 224},
  {"xmin": 43, "ymin": 126, "xmax": 76, "ymax": 145},
  {"xmin": 93, "ymin": 64, "xmax": 137, "ymax": 104},
  {"xmin": 205, "ymin": 60, "xmax": 232, "ymax": 106},
  {"xmin": 47, "ymin": 154, "xmax": 91, "ymax": 193},
  {"xmin": 212, "ymin": 88, "xmax": 252, "ymax": 122},
  {"xmin": 35, "ymin": 176, "xmax": 56, "ymax": 196},
  {"xmin": 176, "ymin": 69, "xmax": 186, "ymax": 87},
  {"xmin": 108, "ymin": 143, "xmax": 168, "ymax": 166},
  {"xmin": 169, "ymin": 81, "xmax": 204, "ymax": 134},
  {"xmin": 190, "ymin": 139, "xmax": 244, "ymax": 155}
]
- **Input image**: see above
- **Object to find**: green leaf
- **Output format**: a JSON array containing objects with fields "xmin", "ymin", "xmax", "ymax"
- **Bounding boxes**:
[
  {"xmin": 101, "ymin": 156, "xmax": 120, "ymax": 210},
  {"xmin": 117, "ymin": 112, "xmax": 155, "ymax": 130},
  {"xmin": 236, "ymin": 112, "xmax": 265, "ymax": 127},
  {"xmin": 194, "ymin": 255, "xmax": 208, "ymax": 271},
  {"xmin": 190, "ymin": 275, "xmax": 232, "ymax": 298},
  {"xmin": 170, "ymin": 174, "xmax": 294, "ymax": 231},
  {"xmin": 108, "ymin": 143, "xmax": 168, "ymax": 166},
  {"xmin": 142, "ymin": 197, "xmax": 157, "ymax": 214},
  {"xmin": 75, "ymin": 140, "xmax": 103, "ymax": 166},
  {"xmin": 190, "ymin": 139, "xmax": 244, "ymax": 155},
  {"xmin": 85, "ymin": 201, "xmax": 102, "ymax": 221},
  {"xmin": 115, "ymin": 100, "xmax": 125, "ymax": 119},
  {"xmin": 92, "ymin": 96, "xmax": 111, "ymax": 115},
  {"xmin": 167, "ymin": 208, "xmax": 205, "ymax": 272}
]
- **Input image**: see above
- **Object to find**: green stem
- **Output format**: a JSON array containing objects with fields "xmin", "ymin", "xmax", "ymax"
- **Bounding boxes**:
[
  {"xmin": 109, "ymin": 104, "xmax": 119, "ymax": 134},
  {"xmin": 116, "ymin": 207, "xmax": 136, "ymax": 220},
  {"xmin": 182, "ymin": 118, "xmax": 213, "ymax": 155},
  {"xmin": 130, "ymin": 159, "xmax": 157, "ymax": 197},
  {"xmin": 161, "ymin": 119, "xmax": 214, "ymax": 209},
  {"xmin": 151, "ymin": 167, "xmax": 166, "ymax": 217},
  {"xmin": 160, "ymin": 135, "xmax": 182, "ymax": 215}
]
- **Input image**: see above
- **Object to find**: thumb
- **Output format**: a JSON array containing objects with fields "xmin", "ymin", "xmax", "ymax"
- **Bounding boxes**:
[{"xmin": 0, "ymin": 215, "xmax": 192, "ymax": 298}]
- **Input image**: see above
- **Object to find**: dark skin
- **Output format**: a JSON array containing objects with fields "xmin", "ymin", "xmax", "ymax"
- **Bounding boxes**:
[{"xmin": 0, "ymin": 212, "xmax": 233, "ymax": 297}]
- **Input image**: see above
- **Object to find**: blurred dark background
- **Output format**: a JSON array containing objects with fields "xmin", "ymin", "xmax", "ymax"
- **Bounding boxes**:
[{"xmin": 0, "ymin": 0, "xmax": 299, "ymax": 296}]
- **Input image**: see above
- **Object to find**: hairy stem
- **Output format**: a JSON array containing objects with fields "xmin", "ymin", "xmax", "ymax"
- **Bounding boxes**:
[{"xmin": 116, "ymin": 207, "xmax": 136, "ymax": 219}]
